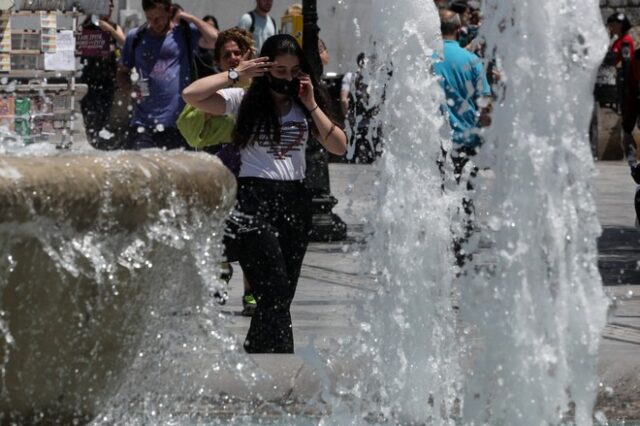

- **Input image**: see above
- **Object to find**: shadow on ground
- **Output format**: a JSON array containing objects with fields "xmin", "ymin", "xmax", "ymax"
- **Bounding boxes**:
[{"xmin": 599, "ymin": 226, "xmax": 640, "ymax": 286}]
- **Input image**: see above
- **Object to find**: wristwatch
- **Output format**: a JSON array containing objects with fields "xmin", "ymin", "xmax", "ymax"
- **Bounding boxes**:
[{"xmin": 228, "ymin": 68, "xmax": 240, "ymax": 85}]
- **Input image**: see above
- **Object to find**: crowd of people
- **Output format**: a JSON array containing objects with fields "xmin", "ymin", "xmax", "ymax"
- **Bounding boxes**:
[
  {"xmin": 80, "ymin": 0, "xmax": 347, "ymax": 354},
  {"xmin": 77, "ymin": 0, "xmax": 497, "ymax": 354}
]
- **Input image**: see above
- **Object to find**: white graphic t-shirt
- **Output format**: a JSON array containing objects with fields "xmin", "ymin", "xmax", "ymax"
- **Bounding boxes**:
[{"xmin": 219, "ymin": 88, "xmax": 309, "ymax": 181}]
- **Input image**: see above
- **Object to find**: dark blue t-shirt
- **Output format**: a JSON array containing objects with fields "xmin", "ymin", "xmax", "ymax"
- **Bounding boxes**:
[{"xmin": 120, "ymin": 23, "xmax": 200, "ymax": 128}]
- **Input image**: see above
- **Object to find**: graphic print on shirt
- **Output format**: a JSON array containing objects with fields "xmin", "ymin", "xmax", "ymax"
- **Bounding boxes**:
[
  {"xmin": 149, "ymin": 38, "xmax": 181, "ymax": 84},
  {"xmin": 136, "ymin": 30, "xmax": 183, "ymax": 85},
  {"xmin": 255, "ymin": 120, "xmax": 308, "ymax": 160}
]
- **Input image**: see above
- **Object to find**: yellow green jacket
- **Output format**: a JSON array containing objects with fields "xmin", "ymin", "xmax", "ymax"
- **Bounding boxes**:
[{"xmin": 177, "ymin": 104, "xmax": 235, "ymax": 149}]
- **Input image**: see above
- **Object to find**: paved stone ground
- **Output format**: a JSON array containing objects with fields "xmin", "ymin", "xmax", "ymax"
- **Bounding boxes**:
[
  {"xmin": 217, "ymin": 161, "xmax": 640, "ymax": 421},
  {"xmin": 590, "ymin": 162, "xmax": 640, "ymax": 420}
]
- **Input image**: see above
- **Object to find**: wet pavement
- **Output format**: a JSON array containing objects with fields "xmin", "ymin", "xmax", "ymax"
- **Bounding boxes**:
[
  {"xmin": 220, "ymin": 161, "xmax": 640, "ymax": 421},
  {"xmin": 591, "ymin": 162, "xmax": 640, "ymax": 420}
]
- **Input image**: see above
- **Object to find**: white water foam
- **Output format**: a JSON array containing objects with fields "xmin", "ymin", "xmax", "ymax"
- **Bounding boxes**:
[
  {"xmin": 342, "ymin": 1, "xmax": 463, "ymax": 424},
  {"xmin": 331, "ymin": 0, "xmax": 611, "ymax": 424},
  {"xmin": 458, "ymin": 1, "xmax": 610, "ymax": 424},
  {"xmin": 0, "ymin": 0, "xmax": 612, "ymax": 422}
]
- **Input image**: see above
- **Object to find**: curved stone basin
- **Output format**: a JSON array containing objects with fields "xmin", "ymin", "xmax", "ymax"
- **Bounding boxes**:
[{"xmin": 0, "ymin": 151, "xmax": 236, "ymax": 423}]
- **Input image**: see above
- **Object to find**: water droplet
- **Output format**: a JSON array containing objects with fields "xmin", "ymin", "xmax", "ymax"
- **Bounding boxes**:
[
  {"xmin": 98, "ymin": 128, "xmax": 114, "ymax": 140},
  {"xmin": 7, "ymin": 255, "xmax": 16, "ymax": 272}
]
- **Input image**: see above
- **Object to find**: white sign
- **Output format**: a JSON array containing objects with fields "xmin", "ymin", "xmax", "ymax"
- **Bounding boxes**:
[{"xmin": 44, "ymin": 30, "xmax": 75, "ymax": 71}]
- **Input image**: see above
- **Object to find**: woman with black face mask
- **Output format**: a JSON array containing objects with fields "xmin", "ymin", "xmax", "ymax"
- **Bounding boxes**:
[{"xmin": 182, "ymin": 34, "xmax": 347, "ymax": 354}]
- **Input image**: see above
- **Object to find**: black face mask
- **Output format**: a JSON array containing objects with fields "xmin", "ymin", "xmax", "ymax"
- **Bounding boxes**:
[{"xmin": 269, "ymin": 76, "xmax": 300, "ymax": 97}]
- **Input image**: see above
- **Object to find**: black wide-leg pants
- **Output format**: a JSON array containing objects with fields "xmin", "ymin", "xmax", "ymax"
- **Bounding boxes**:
[{"xmin": 224, "ymin": 177, "xmax": 312, "ymax": 354}]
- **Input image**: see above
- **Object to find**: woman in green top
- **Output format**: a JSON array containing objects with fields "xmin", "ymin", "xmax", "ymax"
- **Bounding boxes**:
[
  {"xmin": 178, "ymin": 27, "xmax": 256, "ymax": 152},
  {"xmin": 178, "ymin": 27, "xmax": 259, "ymax": 316}
]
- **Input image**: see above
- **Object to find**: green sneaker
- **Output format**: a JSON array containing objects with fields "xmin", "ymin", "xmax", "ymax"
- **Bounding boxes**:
[{"xmin": 241, "ymin": 294, "xmax": 257, "ymax": 317}]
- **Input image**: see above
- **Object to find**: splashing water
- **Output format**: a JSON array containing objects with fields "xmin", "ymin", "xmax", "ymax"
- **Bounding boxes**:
[
  {"xmin": 0, "ymin": 153, "xmax": 244, "ymax": 423},
  {"xmin": 458, "ymin": 1, "xmax": 610, "ymax": 424},
  {"xmin": 333, "ymin": 0, "xmax": 609, "ymax": 424},
  {"xmin": 352, "ymin": 1, "xmax": 461, "ymax": 424},
  {"xmin": 0, "ymin": 0, "xmax": 612, "ymax": 423}
]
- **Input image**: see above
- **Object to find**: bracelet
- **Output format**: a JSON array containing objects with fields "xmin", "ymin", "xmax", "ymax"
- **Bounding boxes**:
[
  {"xmin": 323, "ymin": 123, "xmax": 336, "ymax": 141},
  {"xmin": 309, "ymin": 104, "xmax": 319, "ymax": 114}
]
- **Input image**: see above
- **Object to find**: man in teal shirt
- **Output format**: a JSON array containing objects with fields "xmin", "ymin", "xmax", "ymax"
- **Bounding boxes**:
[
  {"xmin": 434, "ymin": 8, "xmax": 492, "ymax": 268},
  {"xmin": 434, "ymin": 9, "xmax": 491, "ymax": 148}
]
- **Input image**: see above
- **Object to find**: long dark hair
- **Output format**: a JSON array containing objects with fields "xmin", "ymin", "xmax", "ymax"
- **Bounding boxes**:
[{"xmin": 232, "ymin": 34, "xmax": 337, "ymax": 149}]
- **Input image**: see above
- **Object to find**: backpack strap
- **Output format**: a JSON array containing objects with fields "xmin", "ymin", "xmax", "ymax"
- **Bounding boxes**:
[
  {"xmin": 180, "ymin": 21, "xmax": 196, "ymax": 81},
  {"xmin": 248, "ymin": 11, "xmax": 255, "ymax": 34},
  {"xmin": 248, "ymin": 11, "xmax": 276, "ymax": 34},
  {"xmin": 131, "ymin": 23, "xmax": 148, "ymax": 53}
]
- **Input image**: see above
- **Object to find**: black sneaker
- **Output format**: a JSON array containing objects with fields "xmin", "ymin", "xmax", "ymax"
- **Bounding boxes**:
[
  {"xmin": 220, "ymin": 263, "xmax": 233, "ymax": 283},
  {"xmin": 213, "ymin": 263, "xmax": 233, "ymax": 305}
]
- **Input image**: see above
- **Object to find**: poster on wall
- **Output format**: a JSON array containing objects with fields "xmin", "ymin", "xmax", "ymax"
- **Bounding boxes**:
[
  {"xmin": 44, "ymin": 29, "xmax": 75, "ymax": 70},
  {"xmin": 76, "ymin": 27, "xmax": 110, "ymax": 58}
]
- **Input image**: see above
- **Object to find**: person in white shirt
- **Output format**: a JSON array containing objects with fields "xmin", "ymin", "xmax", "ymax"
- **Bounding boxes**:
[
  {"xmin": 237, "ymin": 0, "xmax": 277, "ymax": 54},
  {"xmin": 182, "ymin": 34, "xmax": 347, "ymax": 354}
]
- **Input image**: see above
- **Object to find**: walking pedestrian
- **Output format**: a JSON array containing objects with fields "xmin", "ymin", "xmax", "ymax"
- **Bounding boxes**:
[
  {"xmin": 177, "ymin": 27, "xmax": 259, "ymax": 316},
  {"xmin": 182, "ymin": 34, "xmax": 347, "ymax": 353},
  {"xmin": 237, "ymin": 0, "xmax": 277, "ymax": 54},
  {"xmin": 116, "ymin": 0, "xmax": 218, "ymax": 150},
  {"xmin": 194, "ymin": 14, "xmax": 220, "ymax": 78},
  {"xmin": 341, "ymin": 52, "xmax": 382, "ymax": 163},
  {"xmin": 606, "ymin": 12, "xmax": 639, "ymax": 171},
  {"xmin": 448, "ymin": 0, "xmax": 474, "ymax": 49},
  {"xmin": 434, "ymin": 9, "xmax": 492, "ymax": 268},
  {"xmin": 78, "ymin": 0, "xmax": 125, "ymax": 149}
]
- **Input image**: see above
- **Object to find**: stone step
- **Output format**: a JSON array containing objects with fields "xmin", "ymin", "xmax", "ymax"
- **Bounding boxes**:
[{"xmin": 602, "ymin": 322, "xmax": 640, "ymax": 345}]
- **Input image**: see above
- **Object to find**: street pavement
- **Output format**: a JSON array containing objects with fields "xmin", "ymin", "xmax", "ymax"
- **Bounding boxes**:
[
  {"xmin": 591, "ymin": 162, "xmax": 640, "ymax": 420},
  {"xmin": 218, "ymin": 161, "xmax": 640, "ymax": 421}
]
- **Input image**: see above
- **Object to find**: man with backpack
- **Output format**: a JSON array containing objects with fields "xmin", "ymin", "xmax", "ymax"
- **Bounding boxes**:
[
  {"xmin": 237, "ymin": 0, "xmax": 276, "ymax": 54},
  {"xmin": 116, "ymin": 0, "xmax": 218, "ymax": 150}
]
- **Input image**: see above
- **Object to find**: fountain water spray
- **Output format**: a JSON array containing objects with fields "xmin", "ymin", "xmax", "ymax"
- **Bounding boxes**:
[
  {"xmin": 345, "ymin": 0, "xmax": 610, "ymax": 424},
  {"xmin": 0, "ymin": 0, "xmax": 613, "ymax": 422},
  {"xmin": 458, "ymin": 1, "xmax": 610, "ymax": 424},
  {"xmin": 349, "ymin": 1, "xmax": 463, "ymax": 423},
  {"xmin": 0, "ymin": 152, "xmax": 241, "ymax": 423}
]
